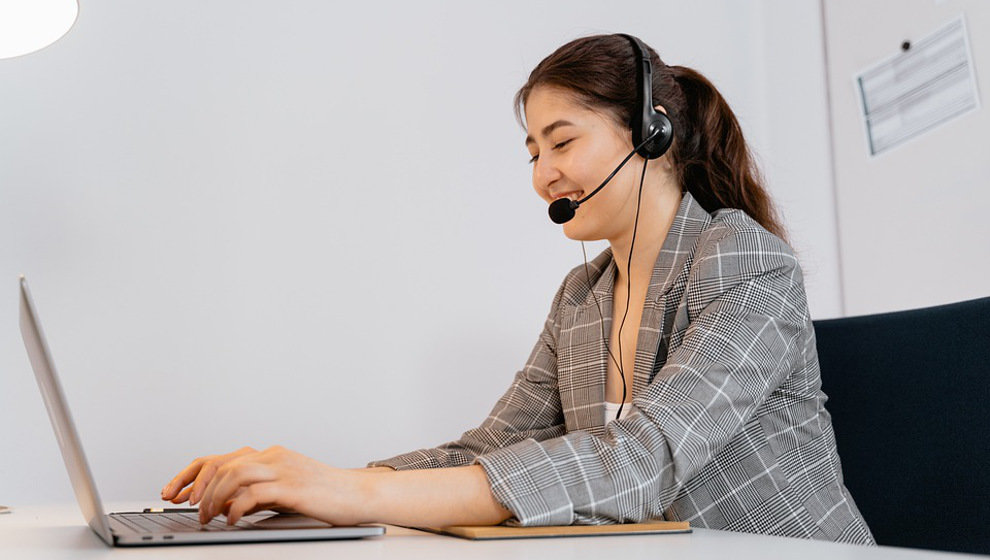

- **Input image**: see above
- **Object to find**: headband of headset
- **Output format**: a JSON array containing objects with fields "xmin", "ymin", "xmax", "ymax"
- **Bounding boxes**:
[{"xmin": 615, "ymin": 33, "xmax": 673, "ymax": 160}]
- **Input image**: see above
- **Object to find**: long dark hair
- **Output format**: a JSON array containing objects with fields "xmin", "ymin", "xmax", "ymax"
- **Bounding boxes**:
[{"xmin": 514, "ymin": 34, "xmax": 788, "ymax": 243}]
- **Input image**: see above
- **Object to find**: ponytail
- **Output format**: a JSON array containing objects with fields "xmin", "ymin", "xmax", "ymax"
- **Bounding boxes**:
[{"xmin": 668, "ymin": 66, "xmax": 788, "ymax": 242}]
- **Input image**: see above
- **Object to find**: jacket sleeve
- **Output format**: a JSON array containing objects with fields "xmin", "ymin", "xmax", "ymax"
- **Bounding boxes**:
[
  {"xmin": 474, "ymin": 229, "xmax": 809, "ymax": 525},
  {"xmin": 366, "ymin": 282, "xmax": 568, "ymax": 470}
]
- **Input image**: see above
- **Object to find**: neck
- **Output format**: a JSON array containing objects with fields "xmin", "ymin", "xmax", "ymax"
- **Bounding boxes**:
[{"xmin": 610, "ymin": 188, "xmax": 682, "ymax": 289}]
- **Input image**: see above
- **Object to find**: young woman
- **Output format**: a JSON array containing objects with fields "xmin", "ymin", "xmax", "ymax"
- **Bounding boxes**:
[{"xmin": 160, "ymin": 34, "xmax": 874, "ymax": 544}]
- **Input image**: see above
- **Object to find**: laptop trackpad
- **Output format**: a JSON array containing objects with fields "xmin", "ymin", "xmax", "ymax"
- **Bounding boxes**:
[{"xmin": 248, "ymin": 512, "xmax": 336, "ymax": 530}]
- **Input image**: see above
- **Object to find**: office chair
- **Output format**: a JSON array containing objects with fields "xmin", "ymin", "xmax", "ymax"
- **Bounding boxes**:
[{"xmin": 814, "ymin": 296, "xmax": 990, "ymax": 555}]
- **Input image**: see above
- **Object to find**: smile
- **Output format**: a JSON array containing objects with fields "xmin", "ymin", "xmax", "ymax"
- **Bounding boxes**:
[{"xmin": 552, "ymin": 190, "xmax": 584, "ymax": 201}]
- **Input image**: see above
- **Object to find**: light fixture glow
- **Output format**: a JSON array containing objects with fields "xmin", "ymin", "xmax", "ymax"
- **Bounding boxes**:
[{"xmin": 0, "ymin": 0, "xmax": 79, "ymax": 60}]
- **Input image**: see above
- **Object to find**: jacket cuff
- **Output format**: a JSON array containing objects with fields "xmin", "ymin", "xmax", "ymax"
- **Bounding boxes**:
[
  {"xmin": 367, "ymin": 445, "xmax": 478, "ymax": 471},
  {"xmin": 366, "ymin": 450, "xmax": 442, "ymax": 471},
  {"xmin": 475, "ymin": 438, "xmax": 574, "ymax": 526}
]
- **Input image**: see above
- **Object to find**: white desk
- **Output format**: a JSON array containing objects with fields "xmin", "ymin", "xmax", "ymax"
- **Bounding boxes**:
[{"xmin": 1, "ymin": 503, "xmax": 980, "ymax": 559}]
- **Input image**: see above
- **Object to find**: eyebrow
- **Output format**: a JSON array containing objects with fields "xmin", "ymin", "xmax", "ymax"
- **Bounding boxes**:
[{"xmin": 524, "ymin": 120, "xmax": 576, "ymax": 147}]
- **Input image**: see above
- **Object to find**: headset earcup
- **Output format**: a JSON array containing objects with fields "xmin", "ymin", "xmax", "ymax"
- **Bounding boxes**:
[{"xmin": 639, "ymin": 111, "xmax": 673, "ymax": 160}]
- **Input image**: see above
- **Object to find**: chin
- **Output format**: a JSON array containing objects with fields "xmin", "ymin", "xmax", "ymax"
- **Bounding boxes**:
[{"xmin": 561, "ymin": 219, "xmax": 603, "ymax": 242}]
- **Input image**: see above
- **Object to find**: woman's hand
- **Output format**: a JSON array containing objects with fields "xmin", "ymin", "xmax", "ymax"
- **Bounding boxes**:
[
  {"xmin": 160, "ymin": 447, "xmax": 510, "ymax": 528},
  {"xmin": 160, "ymin": 445, "xmax": 369, "ymax": 526},
  {"xmin": 161, "ymin": 446, "xmax": 257, "ymax": 507}
]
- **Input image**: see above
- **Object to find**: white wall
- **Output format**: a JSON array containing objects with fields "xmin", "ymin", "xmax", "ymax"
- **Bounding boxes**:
[
  {"xmin": 823, "ymin": 0, "xmax": 990, "ymax": 315},
  {"xmin": 0, "ymin": 0, "xmax": 841, "ymax": 505},
  {"xmin": 757, "ymin": 0, "xmax": 846, "ymax": 319}
]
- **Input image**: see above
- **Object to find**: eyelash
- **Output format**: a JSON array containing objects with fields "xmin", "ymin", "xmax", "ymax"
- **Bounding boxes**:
[{"xmin": 529, "ymin": 140, "xmax": 572, "ymax": 164}]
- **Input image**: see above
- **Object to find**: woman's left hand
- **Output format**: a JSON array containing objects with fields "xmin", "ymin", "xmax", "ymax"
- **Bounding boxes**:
[{"xmin": 196, "ymin": 445, "xmax": 367, "ymax": 526}]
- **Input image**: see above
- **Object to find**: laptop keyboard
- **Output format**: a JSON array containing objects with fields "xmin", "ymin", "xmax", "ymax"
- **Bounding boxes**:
[{"xmin": 111, "ymin": 512, "xmax": 254, "ymax": 533}]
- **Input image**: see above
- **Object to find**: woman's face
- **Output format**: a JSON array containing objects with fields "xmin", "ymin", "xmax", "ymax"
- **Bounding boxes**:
[{"xmin": 524, "ymin": 85, "xmax": 662, "ymax": 242}]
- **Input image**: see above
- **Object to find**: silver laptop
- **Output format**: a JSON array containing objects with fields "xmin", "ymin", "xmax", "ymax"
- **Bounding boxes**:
[{"xmin": 18, "ymin": 275, "xmax": 385, "ymax": 546}]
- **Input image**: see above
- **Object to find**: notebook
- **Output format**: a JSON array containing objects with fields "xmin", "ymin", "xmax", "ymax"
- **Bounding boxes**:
[{"xmin": 417, "ymin": 520, "xmax": 691, "ymax": 540}]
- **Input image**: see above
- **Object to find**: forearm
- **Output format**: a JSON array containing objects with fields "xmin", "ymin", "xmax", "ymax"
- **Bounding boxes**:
[{"xmin": 359, "ymin": 465, "xmax": 512, "ymax": 527}]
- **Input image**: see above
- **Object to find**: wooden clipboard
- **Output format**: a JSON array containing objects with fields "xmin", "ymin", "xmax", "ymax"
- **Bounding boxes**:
[{"xmin": 413, "ymin": 520, "xmax": 691, "ymax": 540}]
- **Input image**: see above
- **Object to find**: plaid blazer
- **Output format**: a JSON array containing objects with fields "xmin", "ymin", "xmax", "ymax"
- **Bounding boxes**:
[{"xmin": 370, "ymin": 192, "xmax": 875, "ymax": 544}]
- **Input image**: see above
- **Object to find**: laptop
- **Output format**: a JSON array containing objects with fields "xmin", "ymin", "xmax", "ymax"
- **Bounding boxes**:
[{"xmin": 18, "ymin": 275, "xmax": 385, "ymax": 546}]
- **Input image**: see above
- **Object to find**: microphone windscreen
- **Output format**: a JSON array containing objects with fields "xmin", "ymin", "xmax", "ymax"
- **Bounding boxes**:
[{"xmin": 548, "ymin": 198, "xmax": 576, "ymax": 224}]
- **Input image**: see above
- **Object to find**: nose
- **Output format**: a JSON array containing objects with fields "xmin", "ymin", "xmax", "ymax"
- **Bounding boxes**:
[{"xmin": 532, "ymin": 156, "xmax": 562, "ymax": 200}]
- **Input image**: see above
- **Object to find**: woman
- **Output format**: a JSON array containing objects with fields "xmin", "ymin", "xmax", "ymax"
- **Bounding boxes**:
[{"xmin": 160, "ymin": 34, "xmax": 874, "ymax": 543}]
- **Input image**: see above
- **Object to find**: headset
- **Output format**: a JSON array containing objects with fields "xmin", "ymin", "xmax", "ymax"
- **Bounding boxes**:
[
  {"xmin": 547, "ymin": 33, "xmax": 673, "ymax": 224},
  {"xmin": 546, "ymin": 33, "xmax": 673, "ymax": 421}
]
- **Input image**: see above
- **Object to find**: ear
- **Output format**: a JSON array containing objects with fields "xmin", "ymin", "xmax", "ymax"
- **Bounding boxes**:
[{"xmin": 654, "ymin": 104, "xmax": 668, "ymax": 115}]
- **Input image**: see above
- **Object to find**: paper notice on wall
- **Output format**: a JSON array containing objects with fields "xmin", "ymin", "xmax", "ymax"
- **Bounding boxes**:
[{"xmin": 855, "ymin": 15, "xmax": 980, "ymax": 156}]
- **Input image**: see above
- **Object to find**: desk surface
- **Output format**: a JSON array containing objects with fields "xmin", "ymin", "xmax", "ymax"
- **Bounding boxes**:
[{"xmin": 1, "ymin": 502, "xmax": 981, "ymax": 559}]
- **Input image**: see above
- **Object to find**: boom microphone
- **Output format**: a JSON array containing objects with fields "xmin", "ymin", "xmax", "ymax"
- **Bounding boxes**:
[{"xmin": 547, "ymin": 129, "xmax": 663, "ymax": 224}]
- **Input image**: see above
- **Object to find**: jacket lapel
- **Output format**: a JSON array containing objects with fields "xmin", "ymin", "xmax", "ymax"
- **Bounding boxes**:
[
  {"xmin": 557, "ymin": 193, "xmax": 711, "ymax": 437},
  {"xmin": 634, "ymin": 193, "xmax": 712, "ymax": 396},
  {"xmin": 556, "ymin": 248, "xmax": 616, "ymax": 437}
]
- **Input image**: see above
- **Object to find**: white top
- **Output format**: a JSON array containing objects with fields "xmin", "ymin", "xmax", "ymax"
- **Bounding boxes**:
[{"xmin": 605, "ymin": 401, "xmax": 632, "ymax": 423}]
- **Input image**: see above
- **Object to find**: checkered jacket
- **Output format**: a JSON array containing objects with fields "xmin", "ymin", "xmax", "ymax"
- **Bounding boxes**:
[{"xmin": 370, "ymin": 192, "xmax": 875, "ymax": 544}]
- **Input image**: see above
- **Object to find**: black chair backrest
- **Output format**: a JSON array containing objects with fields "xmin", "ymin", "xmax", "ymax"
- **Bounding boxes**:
[{"xmin": 814, "ymin": 297, "xmax": 990, "ymax": 555}]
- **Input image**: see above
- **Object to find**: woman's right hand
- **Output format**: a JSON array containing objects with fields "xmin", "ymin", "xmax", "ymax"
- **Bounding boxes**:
[{"xmin": 160, "ymin": 446, "xmax": 257, "ymax": 506}]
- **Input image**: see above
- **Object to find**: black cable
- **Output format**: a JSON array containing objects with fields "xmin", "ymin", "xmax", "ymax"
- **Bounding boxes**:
[
  {"xmin": 579, "ymin": 155, "xmax": 650, "ymax": 422},
  {"xmin": 615, "ymin": 156, "xmax": 649, "ymax": 421}
]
